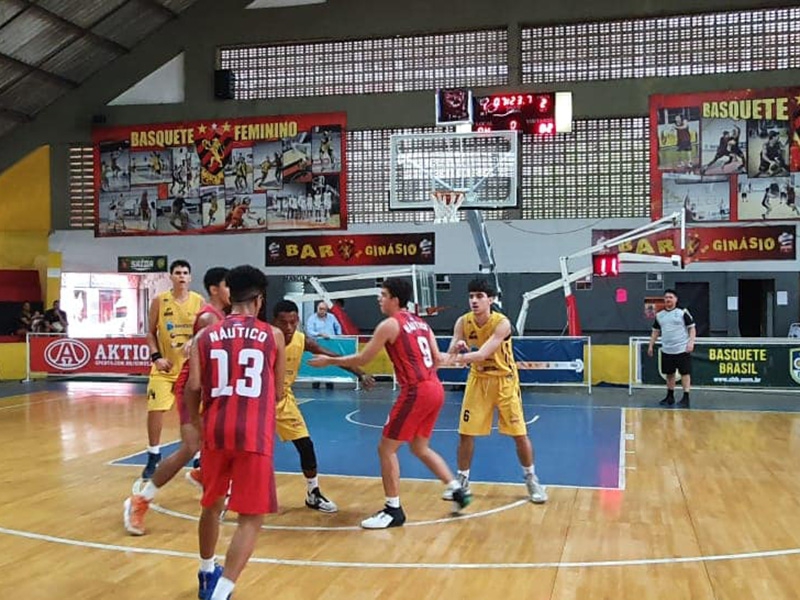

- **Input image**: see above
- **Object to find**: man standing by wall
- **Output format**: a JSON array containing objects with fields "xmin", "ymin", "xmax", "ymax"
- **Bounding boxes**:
[
  {"xmin": 306, "ymin": 300, "xmax": 342, "ymax": 390},
  {"xmin": 648, "ymin": 288, "xmax": 696, "ymax": 408}
]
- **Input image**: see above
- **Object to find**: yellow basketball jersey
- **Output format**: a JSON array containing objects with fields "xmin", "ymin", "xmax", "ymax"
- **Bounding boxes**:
[
  {"xmin": 462, "ymin": 311, "xmax": 517, "ymax": 378},
  {"xmin": 284, "ymin": 330, "xmax": 305, "ymax": 389},
  {"xmin": 150, "ymin": 290, "xmax": 204, "ymax": 380}
]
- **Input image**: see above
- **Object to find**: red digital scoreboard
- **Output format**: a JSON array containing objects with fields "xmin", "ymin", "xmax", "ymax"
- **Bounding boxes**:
[
  {"xmin": 592, "ymin": 254, "xmax": 620, "ymax": 277},
  {"xmin": 472, "ymin": 92, "xmax": 556, "ymax": 135}
]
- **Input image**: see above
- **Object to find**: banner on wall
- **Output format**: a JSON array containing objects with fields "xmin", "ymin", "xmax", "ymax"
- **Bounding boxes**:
[
  {"xmin": 435, "ymin": 337, "xmax": 586, "ymax": 385},
  {"xmin": 641, "ymin": 345, "xmax": 800, "ymax": 389},
  {"xmin": 92, "ymin": 112, "xmax": 346, "ymax": 237},
  {"xmin": 650, "ymin": 87, "xmax": 799, "ymax": 222},
  {"xmin": 117, "ymin": 256, "xmax": 168, "ymax": 273},
  {"xmin": 29, "ymin": 336, "xmax": 151, "ymax": 375},
  {"xmin": 265, "ymin": 233, "xmax": 435, "ymax": 267},
  {"xmin": 592, "ymin": 225, "xmax": 795, "ymax": 262}
]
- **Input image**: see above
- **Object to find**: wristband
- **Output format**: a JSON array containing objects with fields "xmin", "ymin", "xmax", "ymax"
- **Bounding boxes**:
[{"xmin": 150, "ymin": 352, "xmax": 163, "ymax": 363}]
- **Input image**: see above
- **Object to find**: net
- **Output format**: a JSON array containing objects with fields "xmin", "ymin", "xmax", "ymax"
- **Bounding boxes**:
[{"xmin": 431, "ymin": 189, "xmax": 466, "ymax": 223}]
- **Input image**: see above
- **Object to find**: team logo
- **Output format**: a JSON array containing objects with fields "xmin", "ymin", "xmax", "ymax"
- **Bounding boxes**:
[
  {"xmin": 44, "ymin": 338, "xmax": 91, "ymax": 371},
  {"xmin": 195, "ymin": 123, "xmax": 233, "ymax": 186},
  {"xmin": 337, "ymin": 238, "xmax": 356, "ymax": 261},
  {"xmin": 789, "ymin": 348, "xmax": 800, "ymax": 385}
]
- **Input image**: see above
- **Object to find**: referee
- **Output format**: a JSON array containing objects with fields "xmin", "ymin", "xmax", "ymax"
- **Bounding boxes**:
[{"xmin": 647, "ymin": 289, "xmax": 696, "ymax": 408}]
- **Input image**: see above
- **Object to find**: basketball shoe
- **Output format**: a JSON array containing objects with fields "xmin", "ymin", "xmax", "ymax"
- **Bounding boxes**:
[
  {"xmin": 525, "ymin": 473, "xmax": 548, "ymax": 504},
  {"xmin": 361, "ymin": 505, "xmax": 406, "ymax": 529},
  {"xmin": 123, "ymin": 495, "xmax": 150, "ymax": 536},
  {"xmin": 198, "ymin": 564, "xmax": 223, "ymax": 600},
  {"xmin": 141, "ymin": 451, "xmax": 161, "ymax": 480},
  {"xmin": 305, "ymin": 487, "xmax": 338, "ymax": 513}
]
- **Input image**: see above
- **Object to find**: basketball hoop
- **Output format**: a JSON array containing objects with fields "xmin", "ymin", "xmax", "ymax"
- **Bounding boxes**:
[{"xmin": 431, "ymin": 189, "xmax": 465, "ymax": 224}]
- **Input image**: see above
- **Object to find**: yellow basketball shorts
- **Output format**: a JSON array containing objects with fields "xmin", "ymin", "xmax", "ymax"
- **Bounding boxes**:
[
  {"xmin": 146, "ymin": 376, "xmax": 176, "ymax": 412},
  {"xmin": 458, "ymin": 373, "xmax": 527, "ymax": 437},
  {"xmin": 276, "ymin": 391, "xmax": 310, "ymax": 442}
]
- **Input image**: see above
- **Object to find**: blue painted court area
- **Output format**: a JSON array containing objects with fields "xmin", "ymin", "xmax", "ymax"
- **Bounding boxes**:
[{"xmin": 111, "ymin": 390, "xmax": 624, "ymax": 490}]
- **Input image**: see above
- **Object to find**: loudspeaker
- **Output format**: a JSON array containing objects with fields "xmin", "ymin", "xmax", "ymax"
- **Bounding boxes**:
[
  {"xmin": 91, "ymin": 114, "xmax": 107, "ymax": 124},
  {"xmin": 214, "ymin": 69, "xmax": 235, "ymax": 100}
]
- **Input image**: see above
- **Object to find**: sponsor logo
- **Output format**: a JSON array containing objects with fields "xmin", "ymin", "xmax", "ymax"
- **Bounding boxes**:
[
  {"xmin": 44, "ymin": 338, "xmax": 91, "ymax": 371},
  {"xmin": 790, "ymin": 348, "xmax": 800, "ymax": 385}
]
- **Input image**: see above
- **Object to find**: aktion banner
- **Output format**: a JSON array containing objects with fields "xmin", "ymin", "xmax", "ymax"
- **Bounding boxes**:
[
  {"xmin": 93, "ymin": 112, "xmax": 346, "ymax": 237},
  {"xmin": 266, "ymin": 233, "xmax": 435, "ymax": 267},
  {"xmin": 641, "ymin": 344, "xmax": 800, "ymax": 388},
  {"xmin": 650, "ymin": 87, "xmax": 799, "ymax": 222},
  {"xmin": 592, "ymin": 225, "xmax": 795, "ymax": 263},
  {"xmin": 29, "ymin": 336, "xmax": 151, "ymax": 375}
]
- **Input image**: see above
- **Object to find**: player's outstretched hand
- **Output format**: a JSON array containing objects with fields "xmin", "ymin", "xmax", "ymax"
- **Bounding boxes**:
[
  {"xmin": 308, "ymin": 354, "xmax": 332, "ymax": 368},
  {"xmin": 454, "ymin": 340, "xmax": 469, "ymax": 353},
  {"xmin": 359, "ymin": 374, "xmax": 376, "ymax": 390}
]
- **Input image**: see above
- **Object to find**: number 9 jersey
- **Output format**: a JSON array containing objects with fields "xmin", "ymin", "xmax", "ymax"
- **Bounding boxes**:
[
  {"xmin": 385, "ymin": 311, "xmax": 439, "ymax": 387},
  {"xmin": 197, "ymin": 314, "xmax": 278, "ymax": 455}
]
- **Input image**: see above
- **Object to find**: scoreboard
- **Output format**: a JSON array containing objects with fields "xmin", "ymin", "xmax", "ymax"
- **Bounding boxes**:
[{"xmin": 472, "ymin": 93, "xmax": 556, "ymax": 135}]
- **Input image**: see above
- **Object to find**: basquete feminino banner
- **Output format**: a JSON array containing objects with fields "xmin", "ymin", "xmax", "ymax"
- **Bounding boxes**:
[
  {"xmin": 266, "ymin": 233, "xmax": 435, "ymax": 267},
  {"xmin": 93, "ymin": 112, "xmax": 346, "ymax": 238}
]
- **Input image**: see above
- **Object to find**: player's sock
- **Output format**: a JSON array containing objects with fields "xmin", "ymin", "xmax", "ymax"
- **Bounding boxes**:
[
  {"xmin": 385, "ymin": 496, "xmax": 400, "ymax": 509},
  {"xmin": 522, "ymin": 465, "xmax": 535, "ymax": 479},
  {"xmin": 306, "ymin": 476, "xmax": 319, "ymax": 494},
  {"xmin": 211, "ymin": 577, "xmax": 234, "ymax": 600},
  {"xmin": 140, "ymin": 480, "xmax": 158, "ymax": 501},
  {"xmin": 147, "ymin": 445, "xmax": 160, "ymax": 454},
  {"xmin": 199, "ymin": 557, "xmax": 216, "ymax": 573}
]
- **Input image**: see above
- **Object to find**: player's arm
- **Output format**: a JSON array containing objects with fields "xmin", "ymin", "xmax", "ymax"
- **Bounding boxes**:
[
  {"xmin": 684, "ymin": 310, "xmax": 696, "ymax": 352},
  {"xmin": 146, "ymin": 296, "xmax": 172, "ymax": 372},
  {"xmin": 183, "ymin": 311, "xmax": 219, "ymax": 358},
  {"xmin": 457, "ymin": 318, "xmax": 512, "ymax": 365},
  {"xmin": 184, "ymin": 340, "xmax": 202, "ymax": 424},
  {"xmin": 304, "ymin": 336, "xmax": 376, "ymax": 390},
  {"xmin": 447, "ymin": 316, "xmax": 469, "ymax": 354},
  {"xmin": 308, "ymin": 318, "xmax": 397, "ymax": 369},
  {"xmin": 647, "ymin": 319, "xmax": 661, "ymax": 357},
  {"xmin": 270, "ymin": 325, "xmax": 287, "ymax": 401}
]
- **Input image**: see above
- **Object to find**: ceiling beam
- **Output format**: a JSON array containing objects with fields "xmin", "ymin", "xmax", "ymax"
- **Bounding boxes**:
[
  {"xmin": 136, "ymin": 0, "xmax": 180, "ymax": 18},
  {"xmin": 23, "ymin": 1, "xmax": 129, "ymax": 55},
  {"xmin": 0, "ymin": 51, "xmax": 78, "ymax": 90},
  {"xmin": 0, "ymin": 106, "xmax": 33, "ymax": 123}
]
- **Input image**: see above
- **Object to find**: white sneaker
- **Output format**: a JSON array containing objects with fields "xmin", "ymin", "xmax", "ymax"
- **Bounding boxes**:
[
  {"xmin": 305, "ymin": 488, "xmax": 338, "ymax": 513},
  {"xmin": 442, "ymin": 474, "xmax": 470, "ymax": 500},
  {"xmin": 526, "ymin": 474, "xmax": 548, "ymax": 504},
  {"xmin": 360, "ymin": 505, "xmax": 406, "ymax": 529}
]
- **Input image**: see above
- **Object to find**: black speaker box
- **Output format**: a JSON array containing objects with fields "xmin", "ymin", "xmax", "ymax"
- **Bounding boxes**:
[{"xmin": 214, "ymin": 69, "xmax": 235, "ymax": 100}]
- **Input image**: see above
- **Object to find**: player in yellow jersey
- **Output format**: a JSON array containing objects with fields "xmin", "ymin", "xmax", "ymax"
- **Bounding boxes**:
[
  {"xmin": 141, "ymin": 259, "xmax": 205, "ymax": 480},
  {"xmin": 443, "ymin": 278, "xmax": 547, "ymax": 504},
  {"xmin": 272, "ymin": 300, "xmax": 375, "ymax": 512}
]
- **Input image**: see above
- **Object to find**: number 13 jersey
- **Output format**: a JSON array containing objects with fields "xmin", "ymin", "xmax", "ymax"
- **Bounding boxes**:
[
  {"xmin": 385, "ymin": 311, "xmax": 439, "ymax": 387},
  {"xmin": 197, "ymin": 314, "xmax": 278, "ymax": 455}
]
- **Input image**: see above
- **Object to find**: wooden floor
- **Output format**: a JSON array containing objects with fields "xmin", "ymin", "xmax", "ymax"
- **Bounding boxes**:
[{"xmin": 2, "ymin": 383, "xmax": 800, "ymax": 599}]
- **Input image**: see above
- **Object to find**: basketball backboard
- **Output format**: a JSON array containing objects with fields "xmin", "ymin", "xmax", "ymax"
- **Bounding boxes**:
[{"xmin": 389, "ymin": 131, "xmax": 518, "ymax": 211}]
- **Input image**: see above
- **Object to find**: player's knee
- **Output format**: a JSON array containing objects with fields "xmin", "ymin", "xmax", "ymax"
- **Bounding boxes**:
[{"xmin": 292, "ymin": 437, "xmax": 317, "ymax": 471}]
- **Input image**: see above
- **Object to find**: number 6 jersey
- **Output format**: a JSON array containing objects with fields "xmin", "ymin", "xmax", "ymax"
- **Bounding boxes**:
[{"xmin": 197, "ymin": 314, "xmax": 278, "ymax": 455}]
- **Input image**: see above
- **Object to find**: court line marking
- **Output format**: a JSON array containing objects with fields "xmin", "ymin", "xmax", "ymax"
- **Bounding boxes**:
[
  {"xmin": 345, "ymin": 410, "xmax": 539, "ymax": 432},
  {"xmin": 150, "ymin": 499, "xmax": 529, "ymax": 531},
  {"xmin": 618, "ymin": 409, "xmax": 627, "ymax": 491},
  {"xmin": 2, "ymin": 525, "xmax": 799, "ymax": 569}
]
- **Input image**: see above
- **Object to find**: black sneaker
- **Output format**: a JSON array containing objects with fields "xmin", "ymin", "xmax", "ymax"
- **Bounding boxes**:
[
  {"xmin": 676, "ymin": 396, "xmax": 690, "ymax": 408},
  {"xmin": 305, "ymin": 487, "xmax": 338, "ymax": 513},
  {"xmin": 451, "ymin": 487, "xmax": 473, "ymax": 513},
  {"xmin": 141, "ymin": 452, "xmax": 161, "ymax": 480},
  {"xmin": 659, "ymin": 395, "xmax": 675, "ymax": 407},
  {"xmin": 360, "ymin": 505, "xmax": 406, "ymax": 529}
]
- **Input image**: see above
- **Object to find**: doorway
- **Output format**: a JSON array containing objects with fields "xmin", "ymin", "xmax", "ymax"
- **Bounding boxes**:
[
  {"xmin": 675, "ymin": 282, "xmax": 710, "ymax": 337},
  {"xmin": 738, "ymin": 279, "xmax": 774, "ymax": 337}
]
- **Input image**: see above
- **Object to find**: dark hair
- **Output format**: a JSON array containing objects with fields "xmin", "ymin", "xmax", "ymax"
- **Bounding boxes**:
[
  {"xmin": 169, "ymin": 259, "xmax": 191, "ymax": 273},
  {"xmin": 333, "ymin": 298, "xmax": 345, "ymax": 307},
  {"xmin": 203, "ymin": 267, "xmax": 229, "ymax": 294},
  {"xmin": 468, "ymin": 278, "xmax": 496, "ymax": 297},
  {"xmin": 382, "ymin": 277, "xmax": 413, "ymax": 308},
  {"xmin": 273, "ymin": 299, "xmax": 299, "ymax": 318},
  {"xmin": 664, "ymin": 288, "xmax": 678, "ymax": 298},
  {"xmin": 226, "ymin": 265, "xmax": 268, "ymax": 304}
]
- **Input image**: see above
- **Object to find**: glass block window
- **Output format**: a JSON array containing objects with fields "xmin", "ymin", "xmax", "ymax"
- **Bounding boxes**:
[
  {"xmin": 521, "ymin": 118, "xmax": 649, "ymax": 219},
  {"xmin": 220, "ymin": 29, "xmax": 508, "ymax": 99},
  {"xmin": 522, "ymin": 7, "xmax": 800, "ymax": 83},
  {"xmin": 347, "ymin": 128, "xmax": 516, "ymax": 225},
  {"xmin": 69, "ymin": 145, "xmax": 95, "ymax": 229}
]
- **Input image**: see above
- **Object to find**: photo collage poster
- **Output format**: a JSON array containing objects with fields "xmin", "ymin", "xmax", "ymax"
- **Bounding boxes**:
[
  {"xmin": 650, "ymin": 88, "xmax": 799, "ymax": 223},
  {"xmin": 92, "ymin": 112, "xmax": 347, "ymax": 237}
]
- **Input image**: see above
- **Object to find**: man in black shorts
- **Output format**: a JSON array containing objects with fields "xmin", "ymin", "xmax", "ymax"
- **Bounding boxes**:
[{"xmin": 647, "ymin": 289, "xmax": 696, "ymax": 408}]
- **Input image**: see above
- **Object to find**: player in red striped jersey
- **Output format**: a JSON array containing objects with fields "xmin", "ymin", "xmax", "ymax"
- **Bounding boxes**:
[
  {"xmin": 124, "ymin": 267, "xmax": 230, "ymax": 536},
  {"xmin": 308, "ymin": 277, "xmax": 470, "ymax": 529},
  {"xmin": 185, "ymin": 265, "xmax": 285, "ymax": 600}
]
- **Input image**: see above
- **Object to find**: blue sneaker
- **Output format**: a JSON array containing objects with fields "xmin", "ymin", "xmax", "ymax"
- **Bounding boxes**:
[
  {"xmin": 197, "ymin": 564, "xmax": 223, "ymax": 600},
  {"xmin": 141, "ymin": 452, "xmax": 161, "ymax": 480}
]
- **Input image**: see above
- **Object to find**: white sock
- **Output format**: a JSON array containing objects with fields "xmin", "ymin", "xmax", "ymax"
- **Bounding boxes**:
[
  {"xmin": 307, "ymin": 476, "xmax": 319, "ymax": 493},
  {"xmin": 523, "ymin": 465, "xmax": 535, "ymax": 478},
  {"xmin": 457, "ymin": 469, "xmax": 470, "ymax": 481},
  {"xmin": 199, "ymin": 557, "xmax": 216, "ymax": 573},
  {"xmin": 147, "ymin": 445, "xmax": 160, "ymax": 455},
  {"xmin": 193, "ymin": 451, "xmax": 201, "ymax": 460},
  {"xmin": 446, "ymin": 479, "xmax": 460, "ymax": 491},
  {"xmin": 210, "ymin": 577, "xmax": 234, "ymax": 600},
  {"xmin": 385, "ymin": 496, "xmax": 400, "ymax": 509},
  {"xmin": 140, "ymin": 480, "xmax": 158, "ymax": 501}
]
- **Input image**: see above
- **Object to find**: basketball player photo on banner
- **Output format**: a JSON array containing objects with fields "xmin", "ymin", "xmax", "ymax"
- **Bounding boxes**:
[
  {"xmin": 650, "ymin": 87, "xmax": 799, "ymax": 223},
  {"xmin": 92, "ymin": 112, "xmax": 347, "ymax": 237}
]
